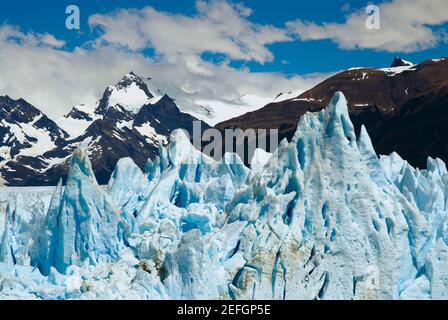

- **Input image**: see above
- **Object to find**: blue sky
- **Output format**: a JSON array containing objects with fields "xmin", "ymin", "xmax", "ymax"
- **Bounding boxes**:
[
  {"xmin": 1, "ymin": 0, "xmax": 447, "ymax": 73},
  {"xmin": 0, "ymin": 0, "xmax": 447, "ymax": 117}
]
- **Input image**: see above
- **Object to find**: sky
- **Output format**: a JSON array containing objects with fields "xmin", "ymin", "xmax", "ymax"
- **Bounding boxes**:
[{"xmin": 0, "ymin": 0, "xmax": 447, "ymax": 118}]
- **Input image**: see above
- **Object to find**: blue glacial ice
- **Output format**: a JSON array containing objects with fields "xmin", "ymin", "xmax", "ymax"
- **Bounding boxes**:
[{"xmin": 1, "ymin": 91, "xmax": 448, "ymax": 299}]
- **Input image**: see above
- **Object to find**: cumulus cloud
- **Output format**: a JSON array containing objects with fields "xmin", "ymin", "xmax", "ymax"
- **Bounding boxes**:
[
  {"xmin": 0, "ymin": 25, "xmax": 66, "ymax": 48},
  {"xmin": 88, "ymin": 0, "xmax": 292, "ymax": 63},
  {"xmin": 287, "ymin": 0, "xmax": 448, "ymax": 52},
  {"xmin": 0, "ymin": 32, "xmax": 325, "ymax": 120},
  {"xmin": 1, "ymin": 0, "xmax": 447, "ymax": 121},
  {"xmin": 0, "ymin": 1, "xmax": 329, "ymax": 120}
]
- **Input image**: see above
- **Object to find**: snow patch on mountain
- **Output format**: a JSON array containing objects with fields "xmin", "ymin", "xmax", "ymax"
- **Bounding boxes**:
[
  {"xmin": 192, "ymin": 99, "xmax": 258, "ymax": 126},
  {"xmin": 273, "ymin": 89, "xmax": 303, "ymax": 103},
  {"xmin": 107, "ymin": 82, "xmax": 151, "ymax": 114},
  {"xmin": 135, "ymin": 122, "xmax": 168, "ymax": 145},
  {"xmin": 140, "ymin": 77, "xmax": 270, "ymax": 126},
  {"xmin": 380, "ymin": 65, "xmax": 416, "ymax": 76},
  {"xmin": 390, "ymin": 57, "xmax": 414, "ymax": 68},
  {"xmin": 381, "ymin": 58, "xmax": 415, "ymax": 76},
  {"xmin": 0, "ymin": 72, "xmax": 217, "ymax": 186},
  {"xmin": 1, "ymin": 115, "xmax": 56, "ymax": 157},
  {"xmin": 57, "ymin": 104, "xmax": 101, "ymax": 139},
  {"xmin": 18, "ymin": 130, "xmax": 55, "ymax": 158},
  {"xmin": 0, "ymin": 146, "xmax": 11, "ymax": 162}
]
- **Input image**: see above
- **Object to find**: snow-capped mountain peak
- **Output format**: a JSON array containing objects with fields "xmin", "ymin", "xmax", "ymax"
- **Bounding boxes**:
[
  {"xmin": 390, "ymin": 56, "xmax": 414, "ymax": 68},
  {"xmin": 0, "ymin": 72, "xmax": 212, "ymax": 186},
  {"xmin": 379, "ymin": 57, "xmax": 416, "ymax": 76},
  {"xmin": 118, "ymin": 71, "xmax": 153, "ymax": 97},
  {"xmin": 97, "ymin": 72, "xmax": 155, "ymax": 115},
  {"xmin": 59, "ymin": 72, "xmax": 157, "ymax": 139},
  {"xmin": 0, "ymin": 95, "xmax": 66, "ymax": 163}
]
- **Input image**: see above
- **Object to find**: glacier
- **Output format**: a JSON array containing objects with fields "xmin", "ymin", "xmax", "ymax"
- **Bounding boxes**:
[{"xmin": 1, "ymin": 91, "xmax": 448, "ymax": 299}]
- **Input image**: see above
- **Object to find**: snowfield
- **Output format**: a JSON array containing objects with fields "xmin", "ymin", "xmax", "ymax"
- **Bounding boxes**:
[{"xmin": 1, "ymin": 92, "xmax": 448, "ymax": 300}]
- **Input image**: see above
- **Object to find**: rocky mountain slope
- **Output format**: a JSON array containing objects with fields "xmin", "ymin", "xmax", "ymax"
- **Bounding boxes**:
[
  {"xmin": 217, "ymin": 57, "xmax": 448, "ymax": 169},
  {"xmin": 2, "ymin": 57, "xmax": 448, "ymax": 186},
  {"xmin": 0, "ymin": 73, "xmax": 210, "ymax": 186}
]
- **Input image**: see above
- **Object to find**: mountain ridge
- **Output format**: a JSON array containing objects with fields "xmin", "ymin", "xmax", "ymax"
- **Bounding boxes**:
[
  {"xmin": 2, "ymin": 57, "xmax": 448, "ymax": 186},
  {"xmin": 216, "ymin": 57, "xmax": 448, "ymax": 169},
  {"xmin": 0, "ymin": 73, "xmax": 211, "ymax": 186}
]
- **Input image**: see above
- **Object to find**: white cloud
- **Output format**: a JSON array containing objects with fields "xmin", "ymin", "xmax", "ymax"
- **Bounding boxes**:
[
  {"xmin": 288, "ymin": 0, "xmax": 448, "ymax": 53},
  {"xmin": 88, "ymin": 0, "xmax": 292, "ymax": 63},
  {"xmin": 0, "ymin": 25, "xmax": 66, "ymax": 48},
  {"xmin": 0, "ymin": 1, "xmax": 328, "ymax": 121},
  {"xmin": 0, "ymin": 28, "xmax": 326, "ymax": 120}
]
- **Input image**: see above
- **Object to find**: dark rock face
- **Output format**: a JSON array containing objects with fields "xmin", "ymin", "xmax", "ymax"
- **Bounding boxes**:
[
  {"xmin": 65, "ymin": 105, "xmax": 94, "ymax": 121},
  {"xmin": 0, "ymin": 74, "xmax": 211, "ymax": 186},
  {"xmin": 3, "ymin": 58, "xmax": 448, "ymax": 186},
  {"xmin": 0, "ymin": 96, "xmax": 68, "ymax": 184},
  {"xmin": 217, "ymin": 58, "xmax": 448, "ymax": 169},
  {"xmin": 0, "ymin": 96, "xmax": 66, "ymax": 141},
  {"xmin": 56, "ymin": 95, "xmax": 211, "ymax": 186},
  {"xmin": 390, "ymin": 57, "xmax": 413, "ymax": 68},
  {"xmin": 135, "ymin": 95, "xmax": 208, "ymax": 135}
]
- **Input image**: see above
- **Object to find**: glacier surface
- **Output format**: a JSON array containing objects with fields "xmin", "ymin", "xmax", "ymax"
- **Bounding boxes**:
[{"xmin": 1, "ymin": 92, "xmax": 448, "ymax": 300}]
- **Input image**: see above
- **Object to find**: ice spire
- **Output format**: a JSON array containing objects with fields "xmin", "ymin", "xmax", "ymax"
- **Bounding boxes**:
[
  {"xmin": 68, "ymin": 145, "xmax": 97, "ymax": 184},
  {"xmin": 108, "ymin": 157, "xmax": 152, "ymax": 232},
  {"xmin": 0, "ymin": 202, "xmax": 16, "ymax": 266},
  {"xmin": 34, "ymin": 179, "xmax": 64, "ymax": 275},
  {"xmin": 168, "ymin": 129, "xmax": 203, "ymax": 166},
  {"xmin": 357, "ymin": 125, "xmax": 388, "ymax": 185},
  {"xmin": 357, "ymin": 125, "xmax": 376, "ymax": 158},
  {"xmin": 0, "ymin": 222, "xmax": 13, "ymax": 266},
  {"xmin": 35, "ymin": 148, "xmax": 128, "ymax": 274}
]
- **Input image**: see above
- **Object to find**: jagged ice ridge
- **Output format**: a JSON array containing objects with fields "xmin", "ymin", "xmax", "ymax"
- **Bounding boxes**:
[{"xmin": 1, "ymin": 92, "xmax": 448, "ymax": 299}]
